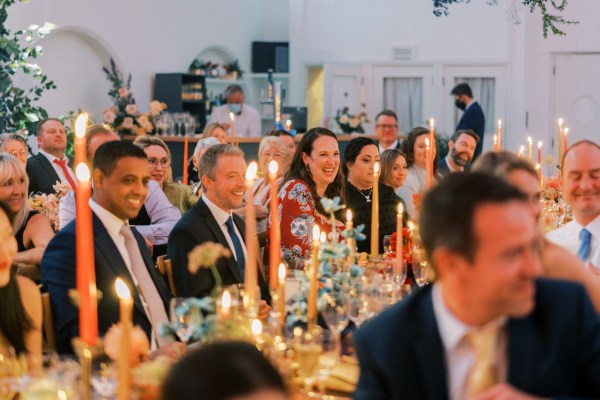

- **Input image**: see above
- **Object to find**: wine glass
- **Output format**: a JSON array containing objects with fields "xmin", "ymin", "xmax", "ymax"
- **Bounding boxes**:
[
  {"xmin": 294, "ymin": 328, "xmax": 324, "ymax": 394},
  {"xmin": 91, "ymin": 362, "xmax": 116, "ymax": 399},
  {"xmin": 412, "ymin": 246, "xmax": 430, "ymax": 287},
  {"xmin": 320, "ymin": 292, "xmax": 349, "ymax": 359},
  {"xmin": 169, "ymin": 297, "xmax": 204, "ymax": 344},
  {"xmin": 315, "ymin": 328, "xmax": 338, "ymax": 397}
]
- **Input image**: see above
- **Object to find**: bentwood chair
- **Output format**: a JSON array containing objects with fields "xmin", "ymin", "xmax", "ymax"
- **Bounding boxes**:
[{"xmin": 156, "ymin": 255, "xmax": 177, "ymax": 296}]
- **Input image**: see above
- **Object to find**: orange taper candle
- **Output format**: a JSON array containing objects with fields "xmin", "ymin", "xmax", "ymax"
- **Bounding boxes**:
[
  {"xmin": 244, "ymin": 162, "xmax": 259, "ymax": 311},
  {"xmin": 268, "ymin": 160, "xmax": 281, "ymax": 290},
  {"xmin": 182, "ymin": 135, "xmax": 189, "ymax": 185}
]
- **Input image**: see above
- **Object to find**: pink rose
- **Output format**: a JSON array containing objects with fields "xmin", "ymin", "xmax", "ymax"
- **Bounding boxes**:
[
  {"xmin": 125, "ymin": 104, "xmax": 138, "ymax": 115},
  {"xmin": 104, "ymin": 323, "xmax": 150, "ymax": 366},
  {"xmin": 122, "ymin": 117, "xmax": 134, "ymax": 129},
  {"xmin": 118, "ymin": 87, "xmax": 129, "ymax": 98},
  {"xmin": 104, "ymin": 110, "xmax": 116, "ymax": 124}
]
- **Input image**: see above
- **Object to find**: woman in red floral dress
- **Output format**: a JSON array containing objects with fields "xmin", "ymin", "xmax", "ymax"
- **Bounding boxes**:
[{"xmin": 268, "ymin": 128, "xmax": 345, "ymax": 270}]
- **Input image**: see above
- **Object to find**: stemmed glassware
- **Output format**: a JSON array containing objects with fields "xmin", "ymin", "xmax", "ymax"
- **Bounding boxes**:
[
  {"xmin": 294, "ymin": 328, "xmax": 324, "ymax": 394},
  {"xmin": 412, "ymin": 245, "xmax": 430, "ymax": 287},
  {"xmin": 169, "ymin": 297, "xmax": 204, "ymax": 344}
]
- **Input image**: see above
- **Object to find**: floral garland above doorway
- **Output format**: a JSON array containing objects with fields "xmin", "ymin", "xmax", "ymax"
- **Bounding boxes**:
[{"xmin": 432, "ymin": 0, "xmax": 577, "ymax": 38}]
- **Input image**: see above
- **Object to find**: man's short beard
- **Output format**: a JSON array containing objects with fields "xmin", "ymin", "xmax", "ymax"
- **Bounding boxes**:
[{"xmin": 451, "ymin": 149, "xmax": 471, "ymax": 167}]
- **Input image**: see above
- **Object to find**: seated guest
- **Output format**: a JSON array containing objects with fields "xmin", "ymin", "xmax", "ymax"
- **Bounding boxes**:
[
  {"xmin": 354, "ymin": 173, "xmax": 600, "ymax": 399},
  {"xmin": 546, "ymin": 140, "xmax": 600, "ymax": 269},
  {"xmin": 0, "ymin": 200, "xmax": 42, "ymax": 368},
  {"xmin": 374, "ymin": 109, "xmax": 401, "ymax": 153},
  {"xmin": 201, "ymin": 122, "xmax": 228, "ymax": 144},
  {"xmin": 0, "ymin": 133, "xmax": 29, "ymax": 166},
  {"xmin": 42, "ymin": 142, "xmax": 171, "ymax": 354},
  {"xmin": 0, "ymin": 154, "xmax": 54, "ymax": 267},
  {"xmin": 274, "ymin": 128, "xmax": 344, "ymax": 270},
  {"xmin": 268, "ymin": 129, "xmax": 296, "ymax": 155},
  {"xmin": 437, "ymin": 129, "xmax": 479, "ymax": 177},
  {"xmin": 161, "ymin": 341, "xmax": 288, "ymax": 400},
  {"xmin": 133, "ymin": 135, "xmax": 197, "ymax": 215},
  {"xmin": 208, "ymin": 85, "xmax": 261, "ymax": 138},
  {"xmin": 244, "ymin": 136, "xmax": 291, "ymax": 232},
  {"xmin": 474, "ymin": 150, "xmax": 600, "ymax": 312},
  {"xmin": 397, "ymin": 126, "xmax": 441, "ymax": 217},
  {"xmin": 167, "ymin": 144, "xmax": 270, "ymax": 306},
  {"xmin": 27, "ymin": 118, "xmax": 77, "ymax": 195},
  {"xmin": 191, "ymin": 137, "xmax": 220, "ymax": 196},
  {"xmin": 59, "ymin": 125, "xmax": 180, "ymax": 250},
  {"xmin": 343, "ymin": 137, "xmax": 400, "ymax": 254},
  {"xmin": 379, "ymin": 148, "xmax": 408, "ymax": 193}
]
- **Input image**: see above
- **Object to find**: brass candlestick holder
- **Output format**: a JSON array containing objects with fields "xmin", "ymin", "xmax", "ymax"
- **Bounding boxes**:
[{"xmin": 72, "ymin": 338, "xmax": 104, "ymax": 400}]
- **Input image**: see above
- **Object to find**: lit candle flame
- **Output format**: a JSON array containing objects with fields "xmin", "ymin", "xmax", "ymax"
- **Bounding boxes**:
[
  {"xmin": 245, "ymin": 161, "xmax": 258, "ymax": 182},
  {"xmin": 320, "ymin": 232, "xmax": 326, "ymax": 243},
  {"xmin": 75, "ymin": 113, "xmax": 87, "ymax": 138},
  {"xmin": 278, "ymin": 263, "xmax": 286, "ymax": 281},
  {"xmin": 494, "ymin": 135, "xmax": 498, "ymax": 145},
  {"xmin": 398, "ymin": 203, "xmax": 403, "ymax": 216},
  {"xmin": 221, "ymin": 289, "xmax": 231, "ymax": 310},
  {"xmin": 425, "ymin": 138, "xmax": 430, "ymax": 148},
  {"xmin": 535, "ymin": 163, "xmax": 541, "ymax": 171},
  {"xmin": 408, "ymin": 221, "xmax": 415, "ymax": 231},
  {"xmin": 251, "ymin": 318, "xmax": 262, "ymax": 336},
  {"xmin": 527, "ymin": 136, "xmax": 532, "ymax": 144},
  {"xmin": 312, "ymin": 225, "xmax": 320, "ymax": 241},
  {"xmin": 558, "ymin": 118, "xmax": 563, "ymax": 127},
  {"xmin": 497, "ymin": 119, "xmax": 502, "ymax": 128},
  {"xmin": 230, "ymin": 112, "xmax": 235, "ymax": 122},
  {"xmin": 519, "ymin": 145, "xmax": 525, "ymax": 153},
  {"xmin": 115, "ymin": 278, "xmax": 130, "ymax": 300},
  {"xmin": 538, "ymin": 141, "xmax": 542, "ymax": 149},
  {"xmin": 429, "ymin": 118, "xmax": 435, "ymax": 129},
  {"xmin": 564, "ymin": 127, "xmax": 569, "ymax": 136},
  {"xmin": 76, "ymin": 163, "xmax": 91, "ymax": 183},
  {"xmin": 373, "ymin": 161, "xmax": 380, "ymax": 176},
  {"xmin": 346, "ymin": 209, "xmax": 353, "ymax": 222},
  {"xmin": 268, "ymin": 160, "xmax": 279, "ymax": 175}
]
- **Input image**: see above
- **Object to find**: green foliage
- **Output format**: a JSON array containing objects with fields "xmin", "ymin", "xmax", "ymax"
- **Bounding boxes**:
[
  {"xmin": 433, "ymin": 0, "xmax": 578, "ymax": 38},
  {"xmin": 0, "ymin": 0, "xmax": 56, "ymax": 135}
]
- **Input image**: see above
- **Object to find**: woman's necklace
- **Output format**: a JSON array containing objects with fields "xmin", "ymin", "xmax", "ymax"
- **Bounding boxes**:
[{"xmin": 349, "ymin": 182, "xmax": 373, "ymax": 203}]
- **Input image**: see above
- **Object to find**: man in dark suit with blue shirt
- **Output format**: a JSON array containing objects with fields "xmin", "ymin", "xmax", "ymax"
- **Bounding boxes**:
[
  {"xmin": 354, "ymin": 173, "xmax": 600, "ymax": 400},
  {"xmin": 167, "ymin": 144, "xmax": 270, "ymax": 315},
  {"xmin": 451, "ymin": 83, "xmax": 485, "ymax": 160},
  {"xmin": 42, "ymin": 141, "xmax": 171, "ymax": 353}
]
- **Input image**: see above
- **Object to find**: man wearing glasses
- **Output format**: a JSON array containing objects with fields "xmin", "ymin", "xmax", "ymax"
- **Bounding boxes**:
[{"xmin": 374, "ymin": 110, "xmax": 401, "ymax": 153}]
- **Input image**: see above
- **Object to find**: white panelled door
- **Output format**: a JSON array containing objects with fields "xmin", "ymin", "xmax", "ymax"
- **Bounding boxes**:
[
  {"xmin": 322, "ymin": 64, "xmax": 363, "ymax": 128},
  {"xmin": 553, "ymin": 53, "xmax": 600, "ymax": 145}
]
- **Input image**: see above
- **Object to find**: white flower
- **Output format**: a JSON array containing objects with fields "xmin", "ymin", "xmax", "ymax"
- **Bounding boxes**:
[
  {"xmin": 103, "ymin": 110, "xmax": 116, "ymax": 124},
  {"xmin": 125, "ymin": 104, "xmax": 138, "ymax": 115},
  {"xmin": 339, "ymin": 114, "xmax": 349, "ymax": 124},
  {"xmin": 188, "ymin": 242, "xmax": 231, "ymax": 274},
  {"xmin": 122, "ymin": 117, "xmax": 134, "ymax": 129}
]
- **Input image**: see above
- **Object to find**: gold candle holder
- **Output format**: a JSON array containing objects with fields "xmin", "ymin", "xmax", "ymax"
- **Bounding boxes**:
[{"xmin": 72, "ymin": 338, "xmax": 104, "ymax": 400}]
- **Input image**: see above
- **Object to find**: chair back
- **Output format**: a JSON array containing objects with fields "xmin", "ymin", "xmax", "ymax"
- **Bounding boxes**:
[
  {"xmin": 156, "ymin": 255, "xmax": 177, "ymax": 296},
  {"xmin": 41, "ymin": 292, "xmax": 57, "ymax": 352}
]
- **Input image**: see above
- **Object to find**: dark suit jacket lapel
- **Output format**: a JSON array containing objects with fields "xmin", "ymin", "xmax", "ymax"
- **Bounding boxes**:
[
  {"xmin": 36, "ymin": 153, "xmax": 61, "ymax": 183},
  {"xmin": 92, "ymin": 213, "xmax": 147, "ymax": 318},
  {"xmin": 411, "ymin": 288, "xmax": 449, "ymax": 399},
  {"xmin": 195, "ymin": 199, "xmax": 243, "ymax": 282}
]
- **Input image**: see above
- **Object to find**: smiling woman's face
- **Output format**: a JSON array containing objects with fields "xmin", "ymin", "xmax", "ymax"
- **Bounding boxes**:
[{"xmin": 302, "ymin": 135, "xmax": 340, "ymax": 194}]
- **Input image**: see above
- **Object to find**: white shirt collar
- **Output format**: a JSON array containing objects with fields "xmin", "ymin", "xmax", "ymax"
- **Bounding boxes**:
[
  {"xmin": 89, "ymin": 198, "xmax": 128, "ymax": 237},
  {"xmin": 432, "ymin": 283, "xmax": 505, "ymax": 351},
  {"xmin": 444, "ymin": 156, "xmax": 461, "ymax": 172},
  {"xmin": 573, "ymin": 213, "xmax": 600, "ymax": 233},
  {"xmin": 202, "ymin": 194, "xmax": 233, "ymax": 226},
  {"xmin": 38, "ymin": 148, "xmax": 68, "ymax": 163},
  {"xmin": 379, "ymin": 140, "xmax": 399, "ymax": 153}
]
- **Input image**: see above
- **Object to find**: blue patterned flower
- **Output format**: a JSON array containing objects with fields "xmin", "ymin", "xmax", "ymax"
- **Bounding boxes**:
[
  {"xmin": 320, "ymin": 196, "xmax": 344, "ymax": 214},
  {"xmin": 291, "ymin": 216, "xmax": 309, "ymax": 239}
]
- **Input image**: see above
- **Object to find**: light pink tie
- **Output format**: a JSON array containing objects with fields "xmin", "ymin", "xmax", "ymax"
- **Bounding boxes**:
[{"xmin": 120, "ymin": 224, "xmax": 169, "ymax": 347}]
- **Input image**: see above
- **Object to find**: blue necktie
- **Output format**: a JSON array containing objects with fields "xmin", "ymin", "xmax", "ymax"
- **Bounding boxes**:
[
  {"xmin": 578, "ymin": 228, "xmax": 592, "ymax": 261},
  {"xmin": 225, "ymin": 216, "xmax": 245, "ymax": 279}
]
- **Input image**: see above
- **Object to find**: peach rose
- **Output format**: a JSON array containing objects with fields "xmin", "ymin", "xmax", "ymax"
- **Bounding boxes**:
[
  {"xmin": 122, "ymin": 117, "xmax": 134, "ymax": 129},
  {"xmin": 103, "ymin": 110, "xmax": 116, "ymax": 124},
  {"xmin": 118, "ymin": 87, "xmax": 129, "ymax": 98},
  {"xmin": 125, "ymin": 104, "xmax": 138, "ymax": 115}
]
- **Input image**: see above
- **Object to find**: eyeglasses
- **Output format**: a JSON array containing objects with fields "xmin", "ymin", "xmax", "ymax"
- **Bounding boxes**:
[
  {"xmin": 376, "ymin": 124, "xmax": 398, "ymax": 130},
  {"xmin": 148, "ymin": 158, "xmax": 171, "ymax": 169},
  {"xmin": 7, "ymin": 150, "xmax": 27, "ymax": 156}
]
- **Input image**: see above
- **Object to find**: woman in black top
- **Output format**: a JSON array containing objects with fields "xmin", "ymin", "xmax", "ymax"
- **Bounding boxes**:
[{"xmin": 343, "ymin": 137, "xmax": 400, "ymax": 254}]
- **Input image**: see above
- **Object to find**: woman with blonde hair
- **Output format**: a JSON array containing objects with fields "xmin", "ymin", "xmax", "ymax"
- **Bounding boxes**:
[
  {"xmin": 133, "ymin": 135, "xmax": 197, "ymax": 214},
  {"xmin": 0, "ymin": 154, "xmax": 54, "ymax": 267},
  {"xmin": 201, "ymin": 122, "xmax": 228, "ymax": 144}
]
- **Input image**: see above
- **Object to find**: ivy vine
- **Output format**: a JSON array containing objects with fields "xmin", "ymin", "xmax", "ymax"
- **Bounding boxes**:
[
  {"xmin": 433, "ymin": 0, "xmax": 578, "ymax": 38},
  {"xmin": 0, "ymin": 0, "xmax": 56, "ymax": 135}
]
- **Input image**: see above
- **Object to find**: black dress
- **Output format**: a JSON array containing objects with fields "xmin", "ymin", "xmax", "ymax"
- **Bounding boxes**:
[
  {"xmin": 344, "ymin": 182, "xmax": 402, "ymax": 254},
  {"xmin": 15, "ymin": 210, "xmax": 39, "ymax": 252}
]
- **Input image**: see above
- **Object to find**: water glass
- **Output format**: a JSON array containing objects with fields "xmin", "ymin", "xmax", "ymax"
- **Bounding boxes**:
[{"xmin": 169, "ymin": 297, "xmax": 204, "ymax": 344}]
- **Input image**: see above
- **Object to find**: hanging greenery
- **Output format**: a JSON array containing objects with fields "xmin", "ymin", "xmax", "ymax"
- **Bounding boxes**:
[
  {"xmin": 432, "ymin": 0, "xmax": 578, "ymax": 38},
  {"xmin": 0, "ymin": 0, "xmax": 56, "ymax": 135}
]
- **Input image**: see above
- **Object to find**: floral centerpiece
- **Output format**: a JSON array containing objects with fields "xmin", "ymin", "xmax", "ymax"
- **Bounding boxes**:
[
  {"xmin": 334, "ymin": 106, "xmax": 369, "ymax": 134},
  {"xmin": 29, "ymin": 181, "xmax": 71, "ymax": 231},
  {"xmin": 102, "ymin": 58, "xmax": 167, "ymax": 136}
]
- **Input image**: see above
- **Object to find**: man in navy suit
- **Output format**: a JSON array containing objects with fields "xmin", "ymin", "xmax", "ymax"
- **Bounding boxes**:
[
  {"xmin": 42, "ymin": 141, "xmax": 171, "ymax": 354},
  {"xmin": 451, "ymin": 83, "xmax": 485, "ymax": 160},
  {"xmin": 167, "ymin": 144, "xmax": 271, "ymax": 314},
  {"xmin": 354, "ymin": 173, "xmax": 600, "ymax": 399},
  {"xmin": 27, "ymin": 118, "xmax": 77, "ymax": 195},
  {"xmin": 374, "ymin": 110, "xmax": 402, "ymax": 154},
  {"xmin": 437, "ymin": 129, "xmax": 479, "ymax": 177}
]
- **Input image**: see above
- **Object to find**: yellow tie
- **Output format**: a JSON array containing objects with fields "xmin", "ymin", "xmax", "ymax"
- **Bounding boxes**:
[{"xmin": 466, "ymin": 324, "xmax": 500, "ymax": 396}]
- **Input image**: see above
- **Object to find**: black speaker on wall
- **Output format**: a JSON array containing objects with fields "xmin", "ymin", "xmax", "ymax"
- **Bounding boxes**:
[{"xmin": 251, "ymin": 41, "xmax": 289, "ymax": 73}]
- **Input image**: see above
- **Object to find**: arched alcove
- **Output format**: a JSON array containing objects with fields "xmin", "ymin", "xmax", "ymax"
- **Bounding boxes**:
[{"xmin": 13, "ymin": 26, "xmax": 121, "ymax": 123}]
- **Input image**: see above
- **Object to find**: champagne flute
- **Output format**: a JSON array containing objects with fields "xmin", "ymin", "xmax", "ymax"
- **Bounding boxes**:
[
  {"xmin": 294, "ymin": 328, "xmax": 324, "ymax": 394},
  {"xmin": 412, "ymin": 246, "xmax": 429, "ymax": 287}
]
